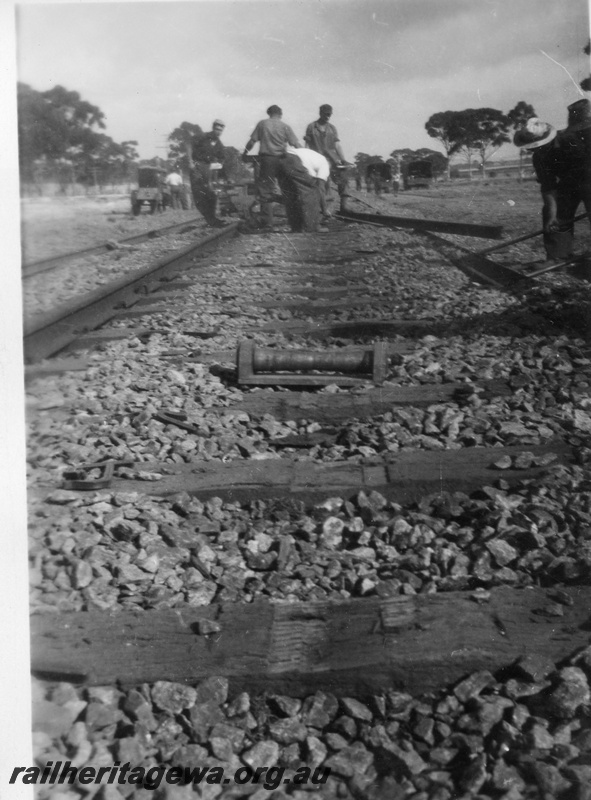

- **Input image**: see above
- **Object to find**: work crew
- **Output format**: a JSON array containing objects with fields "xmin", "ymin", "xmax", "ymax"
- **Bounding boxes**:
[
  {"xmin": 304, "ymin": 104, "xmax": 351, "ymax": 215},
  {"xmin": 514, "ymin": 101, "xmax": 591, "ymax": 265},
  {"xmin": 165, "ymin": 168, "xmax": 184, "ymax": 210},
  {"xmin": 190, "ymin": 119, "xmax": 227, "ymax": 228},
  {"xmin": 243, "ymin": 105, "xmax": 301, "ymax": 230}
]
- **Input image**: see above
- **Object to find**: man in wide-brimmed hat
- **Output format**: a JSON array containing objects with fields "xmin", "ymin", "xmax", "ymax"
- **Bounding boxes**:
[
  {"xmin": 514, "ymin": 117, "xmax": 562, "ymax": 263},
  {"xmin": 553, "ymin": 99, "xmax": 591, "ymax": 254},
  {"xmin": 514, "ymin": 102, "xmax": 591, "ymax": 264}
]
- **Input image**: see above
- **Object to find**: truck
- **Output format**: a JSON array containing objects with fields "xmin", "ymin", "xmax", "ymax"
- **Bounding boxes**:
[
  {"xmin": 403, "ymin": 159, "xmax": 434, "ymax": 190},
  {"xmin": 131, "ymin": 166, "xmax": 167, "ymax": 215}
]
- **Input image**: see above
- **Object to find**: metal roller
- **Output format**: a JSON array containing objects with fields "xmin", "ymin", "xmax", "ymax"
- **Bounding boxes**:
[
  {"xmin": 237, "ymin": 341, "xmax": 387, "ymax": 386},
  {"xmin": 253, "ymin": 347, "xmax": 374, "ymax": 374}
]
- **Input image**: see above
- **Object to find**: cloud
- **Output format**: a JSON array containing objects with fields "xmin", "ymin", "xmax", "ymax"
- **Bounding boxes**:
[{"xmin": 14, "ymin": 0, "xmax": 590, "ymax": 159}]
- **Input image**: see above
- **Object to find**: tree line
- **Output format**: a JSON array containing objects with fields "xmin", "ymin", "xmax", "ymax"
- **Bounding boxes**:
[
  {"xmin": 17, "ymin": 83, "xmax": 140, "ymax": 193},
  {"xmin": 15, "ymin": 84, "xmax": 533, "ymax": 193},
  {"xmin": 17, "ymin": 35, "xmax": 590, "ymax": 194},
  {"xmin": 358, "ymin": 39, "xmax": 591, "ymax": 181},
  {"xmin": 17, "ymin": 85, "xmax": 246, "ymax": 194},
  {"xmin": 354, "ymin": 101, "xmax": 536, "ymax": 182}
]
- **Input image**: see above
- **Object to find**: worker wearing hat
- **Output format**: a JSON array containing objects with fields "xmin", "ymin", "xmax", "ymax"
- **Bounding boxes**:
[
  {"xmin": 514, "ymin": 102, "xmax": 591, "ymax": 264},
  {"xmin": 514, "ymin": 118, "xmax": 563, "ymax": 263},
  {"xmin": 189, "ymin": 119, "xmax": 227, "ymax": 228},
  {"xmin": 554, "ymin": 99, "xmax": 591, "ymax": 252}
]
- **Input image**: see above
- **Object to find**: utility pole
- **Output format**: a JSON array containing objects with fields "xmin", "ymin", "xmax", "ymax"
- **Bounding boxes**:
[{"xmin": 156, "ymin": 135, "xmax": 170, "ymax": 167}]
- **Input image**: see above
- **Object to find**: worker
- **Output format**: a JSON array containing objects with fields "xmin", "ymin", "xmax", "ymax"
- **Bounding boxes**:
[
  {"xmin": 304, "ymin": 104, "xmax": 351, "ymax": 212},
  {"xmin": 243, "ymin": 105, "xmax": 301, "ymax": 231},
  {"xmin": 514, "ymin": 102, "xmax": 591, "ymax": 265},
  {"xmin": 513, "ymin": 117, "xmax": 564, "ymax": 264},
  {"xmin": 190, "ymin": 119, "xmax": 227, "ymax": 228},
  {"xmin": 165, "ymin": 168, "xmax": 184, "ymax": 210},
  {"xmin": 553, "ymin": 99, "xmax": 591, "ymax": 253}
]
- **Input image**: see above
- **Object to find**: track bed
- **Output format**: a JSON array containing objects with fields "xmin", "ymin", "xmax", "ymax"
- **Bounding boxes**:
[{"xmin": 24, "ymin": 189, "xmax": 591, "ymax": 800}]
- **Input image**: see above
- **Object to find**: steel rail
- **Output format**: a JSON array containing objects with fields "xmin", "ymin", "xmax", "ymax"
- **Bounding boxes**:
[
  {"xmin": 338, "ymin": 208, "xmax": 504, "ymax": 239},
  {"xmin": 23, "ymin": 222, "xmax": 239, "ymax": 363},
  {"xmin": 21, "ymin": 215, "xmax": 202, "ymax": 279}
]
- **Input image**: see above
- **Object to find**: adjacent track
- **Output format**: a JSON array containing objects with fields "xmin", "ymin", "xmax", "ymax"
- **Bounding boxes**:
[
  {"xmin": 21, "ymin": 215, "xmax": 201, "ymax": 279},
  {"xmin": 23, "ymin": 222, "xmax": 238, "ymax": 362}
]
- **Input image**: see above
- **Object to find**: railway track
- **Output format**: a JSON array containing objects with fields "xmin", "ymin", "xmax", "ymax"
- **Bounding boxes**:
[
  {"xmin": 21, "ymin": 215, "xmax": 202, "ymax": 279},
  {"xmin": 25, "ymin": 196, "xmax": 591, "ymax": 799},
  {"xmin": 23, "ymin": 223, "xmax": 240, "ymax": 363}
]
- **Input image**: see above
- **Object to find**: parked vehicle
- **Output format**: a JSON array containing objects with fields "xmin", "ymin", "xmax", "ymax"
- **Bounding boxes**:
[
  {"xmin": 403, "ymin": 159, "xmax": 434, "ymax": 190},
  {"xmin": 131, "ymin": 167, "xmax": 167, "ymax": 215}
]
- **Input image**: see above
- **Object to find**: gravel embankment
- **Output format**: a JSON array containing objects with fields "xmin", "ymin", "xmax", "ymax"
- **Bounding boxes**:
[{"xmin": 25, "ymin": 211, "xmax": 591, "ymax": 800}]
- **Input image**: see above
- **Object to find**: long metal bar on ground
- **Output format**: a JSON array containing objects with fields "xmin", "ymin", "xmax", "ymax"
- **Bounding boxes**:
[
  {"xmin": 23, "ymin": 223, "xmax": 238, "ymax": 363},
  {"xmin": 337, "ymin": 209, "xmax": 504, "ymax": 239},
  {"xmin": 453, "ymin": 253, "xmax": 528, "ymax": 288},
  {"xmin": 22, "ymin": 216, "xmax": 201, "ymax": 278},
  {"xmin": 419, "ymin": 230, "xmax": 532, "ymax": 288},
  {"xmin": 476, "ymin": 212, "xmax": 588, "ymax": 256},
  {"xmin": 30, "ymin": 586, "xmax": 591, "ymax": 696}
]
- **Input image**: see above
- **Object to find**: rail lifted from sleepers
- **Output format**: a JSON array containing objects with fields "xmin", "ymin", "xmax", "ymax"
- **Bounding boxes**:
[
  {"xmin": 337, "ymin": 208, "xmax": 504, "ymax": 240},
  {"xmin": 336, "ymin": 204, "xmax": 572, "ymax": 288}
]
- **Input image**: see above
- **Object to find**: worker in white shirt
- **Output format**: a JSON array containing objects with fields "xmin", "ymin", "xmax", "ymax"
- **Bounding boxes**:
[
  {"xmin": 285, "ymin": 146, "xmax": 331, "ymax": 222},
  {"xmin": 164, "ymin": 169, "xmax": 184, "ymax": 210}
]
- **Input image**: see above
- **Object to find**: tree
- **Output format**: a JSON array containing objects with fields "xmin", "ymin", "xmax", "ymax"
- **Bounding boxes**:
[
  {"xmin": 424, "ymin": 111, "xmax": 466, "ymax": 178},
  {"xmin": 507, "ymin": 101, "xmax": 536, "ymax": 129},
  {"xmin": 167, "ymin": 122, "xmax": 204, "ymax": 174},
  {"xmin": 17, "ymin": 83, "xmax": 70, "ymax": 180},
  {"xmin": 16, "ymin": 82, "xmax": 137, "ymax": 193},
  {"xmin": 389, "ymin": 148, "xmax": 416, "ymax": 169},
  {"xmin": 452, "ymin": 108, "xmax": 510, "ymax": 178},
  {"xmin": 223, "ymin": 146, "xmax": 250, "ymax": 182},
  {"xmin": 354, "ymin": 153, "xmax": 383, "ymax": 167},
  {"xmin": 507, "ymin": 101, "xmax": 536, "ymax": 181}
]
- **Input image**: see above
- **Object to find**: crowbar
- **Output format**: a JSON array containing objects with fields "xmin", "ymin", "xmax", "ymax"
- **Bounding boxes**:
[{"xmin": 476, "ymin": 212, "xmax": 588, "ymax": 256}]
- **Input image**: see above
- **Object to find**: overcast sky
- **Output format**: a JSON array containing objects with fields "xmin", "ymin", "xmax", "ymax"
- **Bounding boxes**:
[{"xmin": 13, "ymin": 0, "xmax": 591, "ymax": 162}]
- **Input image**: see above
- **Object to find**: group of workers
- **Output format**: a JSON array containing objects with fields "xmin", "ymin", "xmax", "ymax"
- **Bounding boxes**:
[
  {"xmin": 188, "ymin": 104, "xmax": 351, "ymax": 232},
  {"xmin": 513, "ymin": 98, "xmax": 591, "ymax": 266},
  {"xmin": 183, "ymin": 96, "xmax": 591, "ymax": 254}
]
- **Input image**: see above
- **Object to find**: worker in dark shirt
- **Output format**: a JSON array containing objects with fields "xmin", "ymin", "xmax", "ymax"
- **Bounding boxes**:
[
  {"xmin": 514, "ymin": 118, "xmax": 561, "ymax": 263},
  {"xmin": 304, "ymin": 104, "xmax": 351, "ymax": 215},
  {"xmin": 514, "ymin": 102, "xmax": 591, "ymax": 264},
  {"xmin": 243, "ymin": 105, "xmax": 301, "ymax": 230},
  {"xmin": 553, "ymin": 99, "xmax": 591, "ymax": 253},
  {"xmin": 190, "ymin": 119, "xmax": 226, "ymax": 227}
]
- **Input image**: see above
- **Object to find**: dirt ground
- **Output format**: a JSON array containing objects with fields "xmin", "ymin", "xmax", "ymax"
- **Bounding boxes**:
[
  {"xmin": 19, "ymin": 194, "xmax": 197, "ymax": 263},
  {"xmin": 18, "ymin": 179, "xmax": 591, "ymax": 264}
]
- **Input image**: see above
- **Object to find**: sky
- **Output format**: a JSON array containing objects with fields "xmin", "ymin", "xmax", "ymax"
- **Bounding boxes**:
[{"xmin": 11, "ymin": 0, "xmax": 591, "ymax": 163}]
